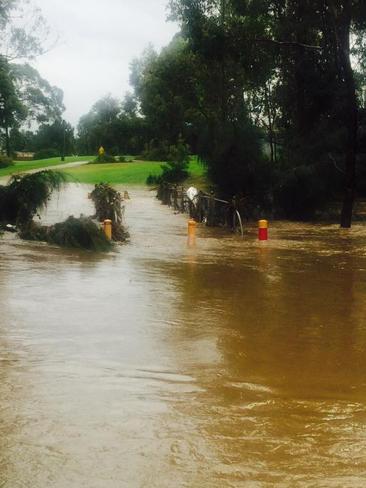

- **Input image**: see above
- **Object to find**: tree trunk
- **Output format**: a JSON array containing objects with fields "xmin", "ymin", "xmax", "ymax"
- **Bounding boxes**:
[
  {"xmin": 339, "ymin": 25, "xmax": 358, "ymax": 228},
  {"xmin": 264, "ymin": 84, "xmax": 275, "ymax": 164},
  {"xmin": 328, "ymin": 1, "xmax": 358, "ymax": 228},
  {"xmin": 5, "ymin": 125, "xmax": 10, "ymax": 157}
]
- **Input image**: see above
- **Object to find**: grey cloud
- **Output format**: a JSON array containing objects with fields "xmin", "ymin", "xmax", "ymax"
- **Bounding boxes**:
[{"xmin": 33, "ymin": 0, "xmax": 178, "ymax": 126}]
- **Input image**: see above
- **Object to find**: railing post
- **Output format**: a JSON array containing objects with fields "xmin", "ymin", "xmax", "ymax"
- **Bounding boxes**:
[
  {"xmin": 232, "ymin": 195, "xmax": 237, "ymax": 231},
  {"xmin": 180, "ymin": 186, "xmax": 185, "ymax": 213},
  {"xmin": 173, "ymin": 184, "xmax": 178, "ymax": 210},
  {"xmin": 207, "ymin": 191, "xmax": 215, "ymax": 227}
]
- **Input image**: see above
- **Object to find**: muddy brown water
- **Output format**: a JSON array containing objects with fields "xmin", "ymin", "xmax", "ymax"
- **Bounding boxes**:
[{"xmin": 1, "ymin": 184, "xmax": 366, "ymax": 487}]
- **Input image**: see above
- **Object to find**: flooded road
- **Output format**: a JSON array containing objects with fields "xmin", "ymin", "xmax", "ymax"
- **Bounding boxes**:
[{"xmin": 1, "ymin": 185, "xmax": 366, "ymax": 487}]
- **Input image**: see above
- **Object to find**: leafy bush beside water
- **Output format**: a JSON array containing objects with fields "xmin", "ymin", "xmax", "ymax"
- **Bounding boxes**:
[
  {"xmin": 0, "ymin": 171, "xmax": 127, "ymax": 252},
  {"xmin": 20, "ymin": 217, "xmax": 112, "ymax": 251},
  {"xmin": 146, "ymin": 138, "xmax": 190, "ymax": 185},
  {"xmin": 49, "ymin": 216, "xmax": 112, "ymax": 251},
  {"xmin": 0, "ymin": 170, "xmax": 67, "ymax": 224}
]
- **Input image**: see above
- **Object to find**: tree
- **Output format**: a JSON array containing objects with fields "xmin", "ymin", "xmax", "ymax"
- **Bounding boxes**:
[
  {"xmin": 77, "ymin": 95, "xmax": 121, "ymax": 154},
  {"xmin": 28, "ymin": 119, "xmax": 74, "ymax": 156},
  {"xmin": 0, "ymin": 59, "xmax": 65, "ymax": 155},
  {"xmin": 0, "ymin": 1, "xmax": 64, "ymax": 156},
  {"xmin": 0, "ymin": 56, "xmax": 26, "ymax": 155},
  {"xmin": 0, "ymin": 0, "xmax": 52, "ymax": 61},
  {"xmin": 169, "ymin": 0, "xmax": 366, "ymax": 224}
]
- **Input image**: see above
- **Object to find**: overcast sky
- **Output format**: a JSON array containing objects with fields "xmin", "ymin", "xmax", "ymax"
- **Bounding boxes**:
[{"xmin": 33, "ymin": 0, "xmax": 179, "ymax": 127}]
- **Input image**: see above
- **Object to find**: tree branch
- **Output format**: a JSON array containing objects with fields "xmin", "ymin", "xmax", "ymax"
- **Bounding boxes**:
[{"xmin": 255, "ymin": 38, "xmax": 322, "ymax": 50}]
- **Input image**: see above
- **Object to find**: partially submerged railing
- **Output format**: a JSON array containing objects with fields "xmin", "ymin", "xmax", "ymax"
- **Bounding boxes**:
[{"xmin": 157, "ymin": 183, "xmax": 245, "ymax": 237}]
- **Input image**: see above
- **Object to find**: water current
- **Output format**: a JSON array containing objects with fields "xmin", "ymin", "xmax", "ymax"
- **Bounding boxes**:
[{"xmin": 1, "ymin": 184, "xmax": 366, "ymax": 487}]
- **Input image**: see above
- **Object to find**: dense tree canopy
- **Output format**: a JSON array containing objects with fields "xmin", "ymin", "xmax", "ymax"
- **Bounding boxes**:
[
  {"xmin": 74, "ymin": 1, "xmax": 366, "ymax": 225},
  {"xmin": 160, "ymin": 0, "xmax": 366, "ymax": 224}
]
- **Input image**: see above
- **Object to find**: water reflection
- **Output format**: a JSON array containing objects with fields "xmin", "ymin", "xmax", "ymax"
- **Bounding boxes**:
[{"xmin": 0, "ymin": 185, "xmax": 366, "ymax": 486}]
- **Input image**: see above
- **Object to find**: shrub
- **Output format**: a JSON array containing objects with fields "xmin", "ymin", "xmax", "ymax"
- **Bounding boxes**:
[
  {"xmin": 90, "ymin": 183, "xmax": 129, "ymax": 241},
  {"xmin": 33, "ymin": 148, "xmax": 60, "ymax": 160},
  {"xmin": 0, "ymin": 156, "xmax": 14, "ymax": 169},
  {"xmin": 274, "ymin": 163, "xmax": 334, "ymax": 220},
  {"xmin": 0, "ymin": 170, "xmax": 67, "ymax": 225},
  {"xmin": 146, "ymin": 174, "xmax": 160, "ymax": 185},
  {"xmin": 91, "ymin": 153, "xmax": 116, "ymax": 164},
  {"xmin": 48, "ymin": 216, "xmax": 112, "ymax": 251},
  {"xmin": 19, "ymin": 217, "xmax": 113, "ymax": 251},
  {"xmin": 18, "ymin": 221, "xmax": 49, "ymax": 241},
  {"xmin": 139, "ymin": 140, "xmax": 170, "ymax": 161}
]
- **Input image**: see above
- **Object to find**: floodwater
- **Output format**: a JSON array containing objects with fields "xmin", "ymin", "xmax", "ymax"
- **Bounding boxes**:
[{"xmin": 1, "ymin": 185, "xmax": 366, "ymax": 487}]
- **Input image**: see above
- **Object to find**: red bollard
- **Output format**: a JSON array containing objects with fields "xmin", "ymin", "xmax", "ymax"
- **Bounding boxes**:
[{"xmin": 258, "ymin": 220, "xmax": 268, "ymax": 241}]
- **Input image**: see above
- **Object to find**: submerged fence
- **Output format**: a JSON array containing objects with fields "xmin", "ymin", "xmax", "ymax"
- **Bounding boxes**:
[{"xmin": 157, "ymin": 183, "xmax": 245, "ymax": 236}]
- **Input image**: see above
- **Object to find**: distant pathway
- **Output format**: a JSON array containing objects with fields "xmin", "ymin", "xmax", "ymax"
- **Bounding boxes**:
[
  {"xmin": 0, "ymin": 160, "xmax": 89, "ymax": 184},
  {"xmin": 21, "ymin": 159, "xmax": 90, "ymax": 173}
]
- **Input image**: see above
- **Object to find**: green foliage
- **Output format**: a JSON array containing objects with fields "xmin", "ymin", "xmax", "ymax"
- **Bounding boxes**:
[
  {"xmin": 92, "ymin": 153, "xmax": 116, "ymax": 164},
  {"xmin": 0, "ymin": 0, "xmax": 52, "ymax": 60},
  {"xmin": 274, "ymin": 164, "xmax": 331, "ymax": 220},
  {"xmin": 0, "ymin": 155, "xmax": 13, "ymax": 168},
  {"xmin": 202, "ymin": 121, "xmax": 272, "ymax": 206},
  {"xmin": 90, "ymin": 183, "xmax": 129, "ymax": 241},
  {"xmin": 77, "ymin": 96, "xmax": 122, "ymax": 155},
  {"xmin": 22, "ymin": 120, "xmax": 75, "ymax": 156},
  {"xmin": 47, "ymin": 217, "xmax": 112, "ymax": 251},
  {"xmin": 11, "ymin": 63, "xmax": 64, "ymax": 124},
  {"xmin": 18, "ymin": 220, "xmax": 49, "ymax": 241},
  {"xmin": 0, "ymin": 2, "xmax": 64, "ymax": 157},
  {"xmin": 74, "ymin": 0, "xmax": 366, "ymax": 222},
  {"xmin": 90, "ymin": 183, "xmax": 121, "ymax": 222},
  {"xmin": 146, "ymin": 174, "xmax": 158, "ymax": 185},
  {"xmin": 159, "ymin": 138, "xmax": 190, "ymax": 183},
  {"xmin": 20, "ymin": 217, "xmax": 112, "ymax": 252},
  {"xmin": 0, "ymin": 170, "xmax": 66, "ymax": 224},
  {"xmin": 140, "ymin": 140, "xmax": 170, "ymax": 161},
  {"xmin": 33, "ymin": 148, "xmax": 59, "ymax": 160}
]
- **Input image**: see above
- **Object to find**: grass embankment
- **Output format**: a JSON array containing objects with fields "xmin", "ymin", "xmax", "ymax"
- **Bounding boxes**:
[
  {"xmin": 0, "ymin": 156, "xmax": 93, "ymax": 178},
  {"xmin": 63, "ymin": 157, "xmax": 207, "ymax": 187}
]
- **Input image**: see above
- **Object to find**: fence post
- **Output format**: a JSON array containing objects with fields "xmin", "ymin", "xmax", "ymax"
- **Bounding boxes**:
[
  {"xmin": 207, "ymin": 191, "xmax": 215, "ymax": 227},
  {"xmin": 232, "ymin": 196, "xmax": 237, "ymax": 231},
  {"xmin": 180, "ymin": 186, "xmax": 185, "ymax": 213},
  {"xmin": 173, "ymin": 184, "xmax": 178, "ymax": 210}
]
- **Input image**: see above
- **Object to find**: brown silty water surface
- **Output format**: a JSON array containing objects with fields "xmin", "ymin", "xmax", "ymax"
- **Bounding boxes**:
[{"xmin": 1, "ymin": 184, "xmax": 366, "ymax": 487}]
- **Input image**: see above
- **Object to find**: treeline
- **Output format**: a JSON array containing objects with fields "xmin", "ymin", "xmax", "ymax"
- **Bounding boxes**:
[
  {"xmin": 77, "ymin": 0, "xmax": 366, "ymax": 226},
  {"xmin": 0, "ymin": 1, "xmax": 70, "ymax": 159},
  {"xmin": 5, "ymin": 1, "xmax": 366, "ymax": 226}
]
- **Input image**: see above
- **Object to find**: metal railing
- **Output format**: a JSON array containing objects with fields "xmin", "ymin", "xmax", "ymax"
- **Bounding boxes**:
[{"xmin": 157, "ymin": 183, "xmax": 245, "ymax": 237}]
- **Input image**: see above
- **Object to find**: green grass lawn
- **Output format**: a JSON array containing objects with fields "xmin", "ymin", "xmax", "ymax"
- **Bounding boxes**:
[
  {"xmin": 0, "ymin": 155, "xmax": 209, "ymax": 189},
  {"xmin": 62, "ymin": 157, "xmax": 207, "ymax": 186},
  {"xmin": 0, "ymin": 156, "xmax": 92, "ymax": 178}
]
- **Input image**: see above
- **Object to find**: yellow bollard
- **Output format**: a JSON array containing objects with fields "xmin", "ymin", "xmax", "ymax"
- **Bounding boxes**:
[
  {"xmin": 188, "ymin": 219, "xmax": 197, "ymax": 237},
  {"xmin": 187, "ymin": 219, "xmax": 197, "ymax": 247},
  {"xmin": 103, "ymin": 219, "xmax": 112, "ymax": 240}
]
